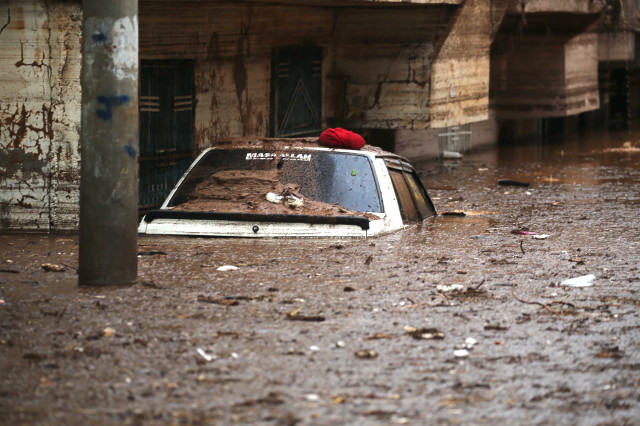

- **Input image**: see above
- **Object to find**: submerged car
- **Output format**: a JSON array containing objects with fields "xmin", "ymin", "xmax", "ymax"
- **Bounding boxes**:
[{"xmin": 138, "ymin": 137, "xmax": 436, "ymax": 238}]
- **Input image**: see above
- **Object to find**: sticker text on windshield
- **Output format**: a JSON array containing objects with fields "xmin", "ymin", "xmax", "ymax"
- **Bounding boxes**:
[{"xmin": 246, "ymin": 152, "xmax": 312, "ymax": 161}]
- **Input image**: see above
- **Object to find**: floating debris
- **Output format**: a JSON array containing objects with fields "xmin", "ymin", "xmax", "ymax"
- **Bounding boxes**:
[
  {"xmin": 511, "ymin": 230, "xmax": 537, "ymax": 235},
  {"xmin": 364, "ymin": 333, "xmax": 396, "ymax": 340},
  {"xmin": 197, "ymin": 295, "xmax": 240, "ymax": 306},
  {"xmin": 498, "ymin": 179, "xmax": 530, "ymax": 187},
  {"xmin": 404, "ymin": 326, "xmax": 445, "ymax": 340},
  {"xmin": 441, "ymin": 211, "xmax": 466, "ymax": 217},
  {"xmin": 602, "ymin": 141, "xmax": 640, "ymax": 153},
  {"xmin": 560, "ymin": 274, "xmax": 595, "ymax": 288},
  {"xmin": 41, "ymin": 263, "xmax": 65, "ymax": 273},
  {"xmin": 217, "ymin": 265, "xmax": 238, "ymax": 271},
  {"xmin": 453, "ymin": 349, "xmax": 469, "ymax": 358},
  {"xmin": 286, "ymin": 309, "xmax": 325, "ymax": 322},
  {"xmin": 464, "ymin": 337, "xmax": 478, "ymax": 348},
  {"xmin": 137, "ymin": 251, "xmax": 167, "ymax": 256},
  {"xmin": 484, "ymin": 323, "xmax": 509, "ymax": 331},
  {"xmin": 355, "ymin": 349, "xmax": 378, "ymax": 359},
  {"xmin": 532, "ymin": 234, "xmax": 550, "ymax": 240},
  {"xmin": 197, "ymin": 348, "xmax": 215, "ymax": 362},
  {"xmin": 436, "ymin": 284, "xmax": 464, "ymax": 293}
]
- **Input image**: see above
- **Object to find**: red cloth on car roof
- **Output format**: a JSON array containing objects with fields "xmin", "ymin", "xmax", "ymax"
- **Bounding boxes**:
[{"xmin": 318, "ymin": 128, "xmax": 366, "ymax": 150}]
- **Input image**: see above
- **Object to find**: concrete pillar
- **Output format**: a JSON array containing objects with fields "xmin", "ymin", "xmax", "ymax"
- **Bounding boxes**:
[{"xmin": 79, "ymin": 1, "xmax": 139, "ymax": 286}]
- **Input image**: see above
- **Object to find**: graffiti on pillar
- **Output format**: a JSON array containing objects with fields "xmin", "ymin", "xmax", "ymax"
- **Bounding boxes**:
[
  {"xmin": 123, "ymin": 144, "xmax": 137, "ymax": 159},
  {"xmin": 110, "ymin": 16, "xmax": 138, "ymax": 80},
  {"xmin": 87, "ymin": 15, "xmax": 138, "ymax": 80},
  {"xmin": 96, "ymin": 94, "xmax": 130, "ymax": 121},
  {"xmin": 91, "ymin": 32, "xmax": 108, "ymax": 44}
]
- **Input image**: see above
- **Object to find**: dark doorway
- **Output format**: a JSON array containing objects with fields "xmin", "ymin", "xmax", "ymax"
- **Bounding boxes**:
[
  {"xmin": 139, "ymin": 60, "xmax": 195, "ymax": 211},
  {"xmin": 608, "ymin": 68, "xmax": 629, "ymax": 130},
  {"xmin": 271, "ymin": 46, "xmax": 322, "ymax": 137}
]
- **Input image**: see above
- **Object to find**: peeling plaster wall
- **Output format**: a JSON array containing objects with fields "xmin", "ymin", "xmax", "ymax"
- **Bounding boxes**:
[
  {"xmin": 330, "ymin": 7, "xmax": 455, "ymax": 129},
  {"xmin": 139, "ymin": 2, "xmax": 464, "ymax": 140},
  {"xmin": 139, "ymin": 2, "xmax": 334, "ymax": 149},
  {"xmin": 565, "ymin": 34, "xmax": 600, "ymax": 115},
  {"xmin": 0, "ymin": 1, "xmax": 81, "ymax": 232},
  {"xmin": 48, "ymin": 2, "xmax": 82, "ymax": 232}
]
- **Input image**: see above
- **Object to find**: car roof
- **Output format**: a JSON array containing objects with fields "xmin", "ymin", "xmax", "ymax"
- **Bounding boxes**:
[{"xmin": 209, "ymin": 136, "xmax": 410, "ymax": 163}]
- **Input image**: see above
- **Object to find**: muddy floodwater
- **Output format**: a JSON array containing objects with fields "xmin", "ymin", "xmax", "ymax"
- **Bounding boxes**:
[{"xmin": 1, "ymin": 130, "xmax": 639, "ymax": 425}]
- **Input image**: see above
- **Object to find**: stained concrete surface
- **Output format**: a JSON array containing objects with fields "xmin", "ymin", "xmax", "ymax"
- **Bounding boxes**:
[{"xmin": 1, "ymin": 130, "xmax": 639, "ymax": 425}]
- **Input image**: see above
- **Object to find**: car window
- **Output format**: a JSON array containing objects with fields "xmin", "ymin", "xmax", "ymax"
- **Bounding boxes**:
[
  {"xmin": 167, "ymin": 149, "xmax": 383, "ymax": 213},
  {"xmin": 404, "ymin": 170, "xmax": 436, "ymax": 218},
  {"xmin": 386, "ymin": 159, "xmax": 436, "ymax": 223},
  {"xmin": 389, "ymin": 169, "xmax": 419, "ymax": 222}
]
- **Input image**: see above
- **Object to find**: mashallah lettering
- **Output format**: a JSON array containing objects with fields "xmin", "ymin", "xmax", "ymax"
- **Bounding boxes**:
[{"xmin": 245, "ymin": 152, "xmax": 312, "ymax": 161}]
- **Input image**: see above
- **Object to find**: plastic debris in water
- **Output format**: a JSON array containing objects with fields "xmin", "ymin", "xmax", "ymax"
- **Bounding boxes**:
[
  {"xmin": 197, "ymin": 348, "xmax": 215, "ymax": 362},
  {"xmin": 217, "ymin": 265, "xmax": 238, "ymax": 271},
  {"xmin": 533, "ymin": 234, "xmax": 550, "ymax": 240},
  {"xmin": 266, "ymin": 191, "xmax": 304, "ymax": 207},
  {"xmin": 560, "ymin": 274, "xmax": 595, "ymax": 288},
  {"xmin": 454, "ymin": 349, "xmax": 469, "ymax": 358},
  {"xmin": 465, "ymin": 337, "xmax": 478, "ymax": 348},
  {"xmin": 511, "ymin": 230, "xmax": 536, "ymax": 235},
  {"xmin": 436, "ymin": 284, "xmax": 464, "ymax": 293}
]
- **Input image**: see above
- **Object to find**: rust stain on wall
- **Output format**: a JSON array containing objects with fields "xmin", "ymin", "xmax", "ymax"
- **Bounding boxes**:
[
  {"xmin": 2, "ymin": 103, "xmax": 52, "ymax": 163},
  {"xmin": 1, "ymin": 0, "xmax": 82, "ymax": 232},
  {"xmin": 233, "ymin": 21, "xmax": 249, "ymax": 134}
]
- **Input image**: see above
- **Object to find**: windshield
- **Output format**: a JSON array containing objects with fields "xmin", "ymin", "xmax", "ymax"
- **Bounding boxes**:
[{"xmin": 166, "ymin": 149, "xmax": 383, "ymax": 216}]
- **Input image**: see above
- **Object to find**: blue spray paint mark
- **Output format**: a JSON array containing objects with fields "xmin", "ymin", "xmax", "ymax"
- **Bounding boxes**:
[
  {"xmin": 92, "ymin": 32, "xmax": 108, "ymax": 44},
  {"xmin": 96, "ymin": 95, "xmax": 130, "ymax": 121},
  {"xmin": 123, "ymin": 145, "xmax": 137, "ymax": 159}
]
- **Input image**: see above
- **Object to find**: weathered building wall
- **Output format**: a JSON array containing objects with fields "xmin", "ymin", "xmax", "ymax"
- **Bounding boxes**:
[
  {"xmin": 139, "ymin": 2, "xmax": 335, "ymax": 148},
  {"xmin": 429, "ymin": 0, "xmax": 491, "ymax": 128},
  {"xmin": 0, "ymin": 1, "xmax": 82, "ymax": 232},
  {"xmin": 598, "ymin": 0, "xmax": 638, "ymax": 62},
  {"xmin": 491, "ymin": 32, "xmax": 600, "ymax": 119},
  {"xmin": 395, "ymin": 0, "xmax": 497, "ymax": 160},
  {"xmin": 139, "ymin": 2, "xmax": 465, "ymax": 140},
  {"xmin": 507, "ymin": 0, "xmax": 603, "ymax": 14},
  {"xmin": 2, "ymin": 0, "xmax": 469, "ymax": 231},
  {"xmin": 565, "ymin": 34, "xmax": 600, "ymax": 114},
  {"xmin": 330, "ymin": 7, "xmax": 456, "ymax": 129}
]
